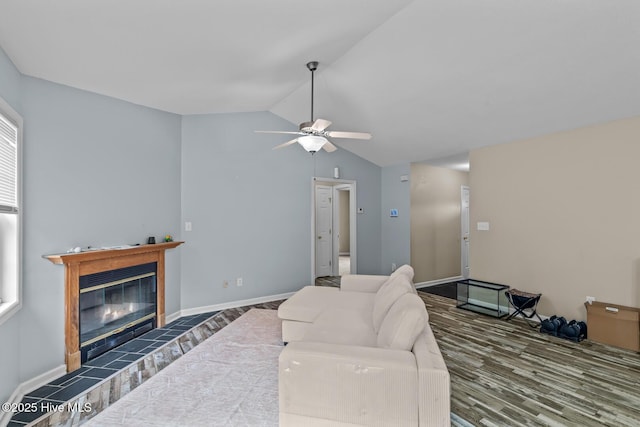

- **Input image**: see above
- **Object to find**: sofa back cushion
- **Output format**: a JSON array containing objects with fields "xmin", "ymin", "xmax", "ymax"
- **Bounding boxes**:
[
  {"xmin": 377, "ymin": 293, "xmax": 428, "ymax": 351},
  {"xmin": 389, "ymin": 264, "xmax": 415, "ymax": 283},
  {"xmin": 372, "ymin": 275, "xmax": 414, "ymax": 333},
  {"xmin": 380, "ymin": 264, "xmax": 417, "ymax": 296}
]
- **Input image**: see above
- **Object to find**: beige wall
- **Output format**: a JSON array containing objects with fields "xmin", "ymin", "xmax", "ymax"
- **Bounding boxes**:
[
  {"xmin": 410, "ymin": 164, "xmax": 469, "ymax": 283},
  {"xmin": 470, "ymin": 115, "xmax": 640, "ymax": 321}
]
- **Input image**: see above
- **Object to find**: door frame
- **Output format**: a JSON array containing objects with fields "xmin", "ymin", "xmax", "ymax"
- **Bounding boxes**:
[
  {"xmin": 311, "ymin": 177, "xmax": 357, "ymax": 283},
  {"xmin": 314, "ymin": 184, "xmax": 333, "ymax": 277}
]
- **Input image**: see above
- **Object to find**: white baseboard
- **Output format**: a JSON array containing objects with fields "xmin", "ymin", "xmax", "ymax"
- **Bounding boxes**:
[
  {"xmin": 1, "ymin": 364, "xmax": 66, "ymax": 427},
  {"xmin": 415, "ymin": 276, "xmax": 463, "ymax": 290},
  {"xmin": 165, "ymin": 310, "xmax": 182, "ymax": 325},
  {"xmin": 167, "ymin": 291, "xmax": 295, "ymax": 320}
]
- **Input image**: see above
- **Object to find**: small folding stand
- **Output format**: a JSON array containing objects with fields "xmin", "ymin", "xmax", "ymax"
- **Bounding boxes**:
[{"xmin": 504, "ymin": 289, "xmax": 542, "ymax": 327}]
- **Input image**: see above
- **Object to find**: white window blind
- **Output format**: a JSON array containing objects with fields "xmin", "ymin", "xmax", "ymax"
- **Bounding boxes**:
[{"xmin": 0, "ymin": 112, "xmax": 18, "ymax": 213}]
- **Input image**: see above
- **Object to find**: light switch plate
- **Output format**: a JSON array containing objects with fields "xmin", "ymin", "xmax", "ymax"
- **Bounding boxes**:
[{"xmin": 477, "ymin": 222, "xmax": 490, "ymax": 231}]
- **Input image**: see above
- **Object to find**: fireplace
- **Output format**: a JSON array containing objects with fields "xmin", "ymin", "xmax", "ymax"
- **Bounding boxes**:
[
  {"xmin": 45, "ymin": 241, "xmax": 183, "ymax": 372},
  {"xmin": 79, "ymin": 262, "xmax": 157, "ymax": 362}
]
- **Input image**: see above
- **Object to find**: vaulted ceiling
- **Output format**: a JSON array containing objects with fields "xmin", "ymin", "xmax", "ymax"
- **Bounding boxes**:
[{"xmin": 1, "ymin": 0, "xmax": 639, "ymax": 166}]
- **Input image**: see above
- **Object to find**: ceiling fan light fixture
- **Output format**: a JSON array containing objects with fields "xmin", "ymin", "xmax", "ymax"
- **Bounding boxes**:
[
  {"xmin": 255, "ymin": 61, "xmax": 371, "ymax": 153},
  {"xmin": 298, "ymin": 135, "xmax": 327, "ymax": 153}
]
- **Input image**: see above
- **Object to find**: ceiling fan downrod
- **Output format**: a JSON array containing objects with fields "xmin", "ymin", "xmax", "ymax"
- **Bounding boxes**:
[{"xmin": 307, "ymin": 61, "xmax": 318, "ymax": 122}]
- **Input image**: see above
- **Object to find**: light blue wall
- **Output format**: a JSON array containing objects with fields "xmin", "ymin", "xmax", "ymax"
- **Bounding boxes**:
[
  {"xmin": 381, "ymin": 163, "xmax": 411, "ymax": 274},
  {"xmin": 18, "ymin": 77, "xmax": 182, "ymax": 384},
  {"xmin": 0, "ymin": 46, "xmax": 384, "ymax": 405},
  {"xmin": 0, "ymin": 45, "xmax": 22, "ymax": 408},
  {"xmin": 180, "ymin": 112, "xmax": 382, "ymax": 309}
]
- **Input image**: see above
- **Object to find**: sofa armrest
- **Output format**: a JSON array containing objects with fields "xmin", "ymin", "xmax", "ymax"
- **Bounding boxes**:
[
  {"xmin": 279, "ymin": 341, "xmax": 419, "ymax": 426},
  {"xmin": 340, "ymin": 274, "xmax": 389, "ymax": 293},
  {"xmin": 414, "ymin": 325, "xmax": 451, "ymax": 426}
]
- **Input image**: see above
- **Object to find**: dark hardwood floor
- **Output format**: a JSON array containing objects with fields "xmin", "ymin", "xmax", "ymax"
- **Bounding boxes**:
[
  {"xmin": 419, "ymin": 281, "xmax": 458, "ymax": 299},
  {"xmin": 314, "ymin": 276, "xmax": 640, "ymax": 425},
  {"xmin": 420, "ymin": 292, "xmax": 640, "ymax": 426},
  {"xmin": 314, "ymin": 275, "xmax": 341, "ymax": 287}
]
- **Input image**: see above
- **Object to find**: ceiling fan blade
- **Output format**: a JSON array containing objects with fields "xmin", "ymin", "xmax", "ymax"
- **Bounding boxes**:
[
  {"xmin": 311, "ymin": 119, "xmax": 332, "ymax": 132},
  {"xmin": 256, "ymin": 130, "xmax": 302, "ymax": 135},
  {"xmin": 326, "ymin": 131, "xmax": 372, "ymax": 140},
  {"xmin": 272, "ymin": 138, "xmax": 298, "ymax": 150},
  {"xmin": 323, "ymin": 141, "xmax": 338, "ymax": 152}
]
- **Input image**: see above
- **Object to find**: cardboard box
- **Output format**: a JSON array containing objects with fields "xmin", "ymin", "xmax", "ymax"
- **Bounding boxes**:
[{"xmin": 585, "ymin": 301, "xmax": 640, "ymax": 351}]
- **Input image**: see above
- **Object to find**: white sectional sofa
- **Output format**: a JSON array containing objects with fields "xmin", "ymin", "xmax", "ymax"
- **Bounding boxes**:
[{"xmin": 278, "ymin": 265, "xmax": 451, "ymax": 426}]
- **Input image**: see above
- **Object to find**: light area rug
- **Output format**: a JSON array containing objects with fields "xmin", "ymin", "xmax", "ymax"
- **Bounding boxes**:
[{"xmin": 84, "ymin": 309, "xmax": 283, "ymax": 427}]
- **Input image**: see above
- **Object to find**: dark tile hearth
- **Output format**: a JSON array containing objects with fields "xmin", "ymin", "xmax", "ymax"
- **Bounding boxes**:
[{"xmin": 8, "ymin": 303, "xmax": 281, "ymax": 427}]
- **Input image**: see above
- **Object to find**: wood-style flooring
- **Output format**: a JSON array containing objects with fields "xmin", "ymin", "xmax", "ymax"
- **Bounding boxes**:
[
  {"xmin": 420, "ymin": 292, "xmax": 640, "ymax": 426},
  {"xmin": 314, "ymin": 275, "xmax": 341, "ymax": 287},
  {"xmin": 308, "ymin": 278, "xmax": 640, "ymax": 425}
]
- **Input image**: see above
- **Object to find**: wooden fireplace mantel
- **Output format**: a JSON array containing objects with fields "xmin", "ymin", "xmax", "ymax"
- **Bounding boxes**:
[{"xmin": 44, "ymin": 241, "xmax": 183, "ymax": 372}]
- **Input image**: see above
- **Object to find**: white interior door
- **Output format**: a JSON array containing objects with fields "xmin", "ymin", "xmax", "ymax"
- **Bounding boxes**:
[
  {"xmin": 461, "ymin": 186, "xmax": 470, "ymax": 278},
  {"xmin": 315, "ymin": 185, "xmax": 333, "ymax": 277}
]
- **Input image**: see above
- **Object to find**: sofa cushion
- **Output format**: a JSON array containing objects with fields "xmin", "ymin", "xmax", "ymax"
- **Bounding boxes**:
[
  {"xmin": 331, "ymin": 290, "xmax": 376, "ymax": 312},
  {"xmin": 372, "ymin": 275, "xmax": 414, "ymax": 333},
  {"xmin": 278, "ymin": 286, "xmax": 339, "ymax": 323},
  {"xmin": 340, "ymin": 274, "xmax": 389, "ymax": 293},
  {"xmin": 377, "ymin": 264, "xmax": 417, "ymax": 297},
  {"xmin": 302, "ymin": 308, "xmax": 378, "ymax": 347},
  {"xmin": 375, "ymin": 264, "xmax": 414, "ymax": 288},
  {"xmin": 377, "ymin": 293, "xmax": 428, "ymax": 351},
  {"xmin": 390, "ymin": 264, "xmax": 415, "ymax": 282}
]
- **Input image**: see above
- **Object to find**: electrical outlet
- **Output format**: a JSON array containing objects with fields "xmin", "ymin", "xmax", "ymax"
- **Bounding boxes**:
[
  {"xmin": 236, "ymin": 277, "xmax": 243, "ymax": 287},
  {"xmin": 223, "ymin": 280, "xmax": 228, "ymax": 288},
  {"xmin": 586, "ymin": 296, "xmax": 596, "ymax": 304}
]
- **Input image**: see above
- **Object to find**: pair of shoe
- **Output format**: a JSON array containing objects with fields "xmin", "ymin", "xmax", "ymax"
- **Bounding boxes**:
[
  {"xmin": 540, "ymin": 315, "xmax": 587, "ymax": 342},
  {"xmin": 540, "ymin": 315, "xmax": 566, "ymax": 336},
  {"xmin": 559, "ymin": 320, "xmax": 587, "ymax": 342}
]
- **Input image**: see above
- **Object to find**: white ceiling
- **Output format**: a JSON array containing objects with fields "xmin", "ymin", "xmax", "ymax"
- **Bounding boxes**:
[{"xmin": 1, "ymin": 0, "xmax": 639, "ymax": 167}]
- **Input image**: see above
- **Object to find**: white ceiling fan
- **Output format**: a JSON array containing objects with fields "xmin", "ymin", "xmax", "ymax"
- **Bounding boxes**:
[{"xmin": 256, "ymin": 61, "xmax": 372, "ymax": 153}]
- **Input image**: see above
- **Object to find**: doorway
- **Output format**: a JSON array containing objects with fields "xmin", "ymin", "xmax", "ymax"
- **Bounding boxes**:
[
  {"xmin": 311, "ymin": 178, "xmax": 357, "ymax": 283},
  {"xmin": 334, "ymin": 185, "xmax": 352, "ymax": 276}
]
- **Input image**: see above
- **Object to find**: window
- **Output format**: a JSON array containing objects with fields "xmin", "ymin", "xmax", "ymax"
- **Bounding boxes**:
[{"xmin": 0, "ymin": 96, "xmax": 22, "ymax": 325}]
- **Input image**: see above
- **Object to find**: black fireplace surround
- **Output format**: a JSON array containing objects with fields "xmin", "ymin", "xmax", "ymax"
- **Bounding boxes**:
[{"xmin": 79, "ymin": 262, "xmax": 157, "ymax": 362}]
